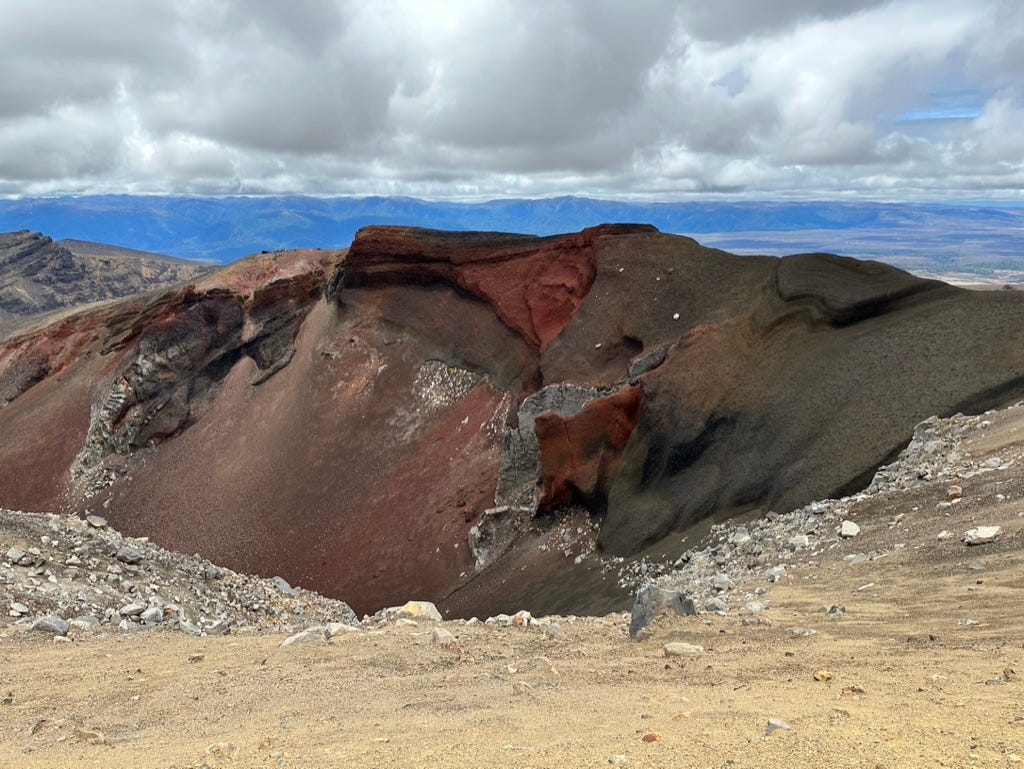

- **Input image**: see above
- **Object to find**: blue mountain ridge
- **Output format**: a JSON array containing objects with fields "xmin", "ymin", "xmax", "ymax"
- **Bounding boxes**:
[{"xmin": 0, "ymin": 195, "xmax": 1022, "ymax": 271}]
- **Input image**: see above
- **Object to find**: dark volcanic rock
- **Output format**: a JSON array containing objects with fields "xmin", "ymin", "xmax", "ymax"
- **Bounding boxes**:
[{"xmin": 1, "ymin": 224, "xmax": 1024, "ymax": 618}]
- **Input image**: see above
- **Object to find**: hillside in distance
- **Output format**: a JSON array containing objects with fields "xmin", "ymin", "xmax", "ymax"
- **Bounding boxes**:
[
  {"xmin": 2, "ymin": 196, "xmax": 1023, "ymax": 274},
  {"xmin": 0, "ymin": 230, "xmax": 213, "ymax": 327},
  {"xmin": 1, "ymin": 225, "xmax": 1024, "ymax": 618}
]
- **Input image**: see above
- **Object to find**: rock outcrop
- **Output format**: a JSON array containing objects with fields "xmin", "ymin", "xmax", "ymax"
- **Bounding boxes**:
[
  {"xmin": 0, "ymin": 231, "xmax": 212, "ymax": 327},
  {"xmin": 1, "ymin": 224, "xmax": 1024, "ymax": 618}
]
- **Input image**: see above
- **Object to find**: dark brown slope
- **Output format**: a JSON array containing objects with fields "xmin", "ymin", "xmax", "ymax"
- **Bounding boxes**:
[
  {"xmin": 0, "ymin": 230, "xmax": 213, "ymax": 326},
  {"xmin": 1, "ymin": 225, "xmax": 1023, "ymax": 618}
]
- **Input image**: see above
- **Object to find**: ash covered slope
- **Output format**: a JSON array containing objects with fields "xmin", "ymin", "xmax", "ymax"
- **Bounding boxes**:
[
  {"xmin": 1, "ymin": 225, "xmax": 1024, "ymax": 617},
  {"xmin": 0, "ymin": 230, "xmax": 212, "ymax": 325}
]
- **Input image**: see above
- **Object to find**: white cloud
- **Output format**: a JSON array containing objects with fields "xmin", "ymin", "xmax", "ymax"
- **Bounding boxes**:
[{"xmin": 0, "ymin": 0, "xmax": 1021, "ymax": 198}]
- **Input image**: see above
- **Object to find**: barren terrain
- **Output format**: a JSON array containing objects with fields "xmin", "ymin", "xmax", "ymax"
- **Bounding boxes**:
[{"xmin": 3, "ymin": 407, "xmax": 1024, "ymax": 768}]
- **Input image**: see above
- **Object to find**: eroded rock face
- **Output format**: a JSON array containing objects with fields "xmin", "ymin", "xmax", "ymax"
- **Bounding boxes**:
[
  {"xmin": 0, "ymin": 230, "xmax": 212, "ymax": 326},
  {"xmin": 2, "ymin": 224, "xmax": 1024, "ymax": 619}
]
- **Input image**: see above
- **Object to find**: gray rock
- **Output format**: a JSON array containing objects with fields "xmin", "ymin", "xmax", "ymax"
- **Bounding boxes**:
[
  {"xmin": 9, "ymin": 601, "xmax": 29, "ymax": 615},
  {"xmin": 712, "ymin": 573, "xmax": 734, "ymax": 592},
  {"xmin": 119, "ymin": 601, "xmax": 147, "ymax": 616},
  {"xmin": 280, "ymin": 627, "xmax": 328, "ymax": 647},
  {"xmin": 69, "ymin": 615, "xmax": 101, "ymax": 633},
  {"xmin": 788, "ymin": 534, "xmax": 810, "ymax": 550},
  {"xmin": 785, "ymin": 626, "xmax": 817, "ymax": 637},
  {"xmin": 30, "ymin": 616, "xmax": 69, "ymax": 636},
  {"xmin": 839, "ymin": 520, "xmax": 861, "ymax": 538},
  {"xmin": 272, "ymin": 576, "xmax": 299, "ymax": 597},
  {"xmin": 765, "ymin": 717, "xmax": 791, "ymax": 735},
  {"xmin": 629, "ymin": 586, "xmax": 697, "ymax": 640},
  {"xmin": 178, "ymin": 619, "xmax": 202, "ymax": 636},
  {"xmin": 967, "ymin": 558, "xmax": 987, "ymax": 571},
  {"xmin": 140, "ymin": 606, "xmax": 163, "ymax": 624},
  {"xmin": 204, "ymin": 619, "xmax": 231, "ymax": 636},
  {"xmin": 964, "ymin": 526, "xmax": 1001, "ymax": 545},
  {"xmin": 86, "ymin": 515, "xmax": 108, "ymax": 528},
  {"xmin": 115, "ymin": 545, "xmax": 145, "ymax": 565},
  {"xmin": 705, "ymin": 597, "xmax": 728, "ymax": 613},
  {"xmin": 5, "ymin": 547, "xmax": 26, "ymax": 564}
]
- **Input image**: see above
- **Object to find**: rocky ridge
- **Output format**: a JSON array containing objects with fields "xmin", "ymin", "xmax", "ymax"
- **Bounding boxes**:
[{"xmin": 0, "ymin": 230, "xmax": 212, "ymax": 327}]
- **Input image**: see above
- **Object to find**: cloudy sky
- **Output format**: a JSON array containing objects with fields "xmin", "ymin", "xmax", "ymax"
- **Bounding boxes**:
[{"xmin": 1, "ymin": 0, "xmax": 1021, "ymax": 199}]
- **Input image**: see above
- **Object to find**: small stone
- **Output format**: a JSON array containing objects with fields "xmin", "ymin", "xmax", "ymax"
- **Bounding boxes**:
[
  {"xmin": 731, "ymin": 528, "xmax": 751, "ymax": 546},
  {"xmin": 742, "ymin": 601, "xmax": 769, "ymax": 615},
  {"xmin": 712, "ymin": 574, "xmax": 734, "ymax": 591},
  {"xmin": 663, "ymin": 642, "xmax": 703, "ymax": 656},
  {"xmin": 946, "ymin": 485, "xmax": 963, "ymax": 501},
  {"xmin": 119, "ymin": 601, "xmax": 147, "ymax": 617},
  {"xmin": 813, "ymin": 669, "xmax": 834, "ymax": 682},
  {"xmin": 69, "ymin": 616, "xmax": 101, "ymax": 633},
  {"xmin": 765, "ymin": 717, "xmax": 791, "ymax": 735},
  {"xmin": 5, "ymin": 547, "xmax": 26, "ymax": 564},
  {"xmin": 827, "ymin": 605, "xmax": 846, "ymax": 620},
  {"xmin": 280, "ymin": 627, "xmax": 328, "ymax": 647},
  {"xmin": 629, "ymin": 586, "xmax": 696, "ymax": 640},
  {"xmin": 968, "ymin": 558, "xmax": 987, "ymax": 571},
  {"xmin": 964, "ymin": 526, "xmax": 1001, "ymax": 545},
  {"xmin": 30, "ymin": 616, "xmax": 69, "ymax": 636},
  {"xmin": 272, "ymin": 576, "xmax": 299, "ymax": 597},
  {"xmin": 115, "ymin": 545, "xmax": 145, "ymax": 565},
  {"xmin": 839, "ymin": 520, "xmax": 861, "ymax": 538},
  {"xmin": 9, "ymin": 602, "xmax": 29, "ymax": 616},
  {"xmin": 178, "ymin": 619, "xmax": 202, "ymax": 636},
  {"xmin": 86, "ymin": 515, "xmax": 108, "ymax": 528},
  {"xmin": 937, "ymin": 530, "xmax": 954, "ymax": 541},
  {"xmin": 140, "ymin": 607, "xmax": 163, "ymax": 624},
  {"xmin": 393, "ymin": 601, "xmax": 443, "ymax": 622},
  {"xmin": 204, "ymin": 619, "xmax": 231, "ymax": 636},
  {"xmin": 431, "ymin": 627, "xmax": 459, "ymax": 649},
  {"xmin": 788, "ymin": 534, "xmax": 810, "ymax": 550},
  {"xmin": 786, "ymin": 626, "xmax": 817, "ymax": 637},
  {"xmin": 640, "ymin": 732, "xmax": 662, "ymax": 743}
]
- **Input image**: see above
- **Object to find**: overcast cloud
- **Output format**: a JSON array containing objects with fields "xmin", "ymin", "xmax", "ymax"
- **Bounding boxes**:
[{"xmin": 0, "ymin": 0, "xmax": 1021, "ymax": 199}]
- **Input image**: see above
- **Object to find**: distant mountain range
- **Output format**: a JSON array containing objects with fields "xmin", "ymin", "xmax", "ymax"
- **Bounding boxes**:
[{"xmin": 0, "ymin": 196, "xmax": 1022, "ymax": 274}]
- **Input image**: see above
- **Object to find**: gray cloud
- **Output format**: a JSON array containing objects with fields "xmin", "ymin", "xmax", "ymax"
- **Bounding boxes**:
[{"xmin": 0, "ymin": 0, "xmax": 1021, "ymax": 198}]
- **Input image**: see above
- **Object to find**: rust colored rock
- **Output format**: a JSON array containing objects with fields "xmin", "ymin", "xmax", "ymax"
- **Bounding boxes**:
[
  {"xmin": 535, "ymin": 385, "xmax": 643, "ymax": 509},
  {"xmin": 344, "ymin": 225, "xmax": 652, "ymax": 350}
]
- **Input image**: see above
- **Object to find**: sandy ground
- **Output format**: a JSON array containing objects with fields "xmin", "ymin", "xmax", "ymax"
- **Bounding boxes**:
[{"xmin": 4, "ymin": 410, "xmax": 1024, "ymax": 768}]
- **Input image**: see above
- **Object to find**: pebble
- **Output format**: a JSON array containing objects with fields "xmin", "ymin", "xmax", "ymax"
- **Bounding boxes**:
[
  {"xmin": 280, "ymin": 627, "xmax": 328, "ymax": 647},
  {"xmin": 964, "ymin": 526, "xmax": 1002, "ymax": 545},
  {"xmin": 839, "ymin": 520, "xmax": 861, "ymax": 538},
  {"xmin": 765, "ymin": 717, "xmax": 791, "ymax": 735},
  {"xmin": 664, "ymin": 641, "xmax": 704, "ymax": 656},
  {"xmin": 9, "ymin": 602, "xmax": 29, "ymax": 616},
  {"xmin": 85, "ymin": 515, "xmax": 108, "ymax": 528},
  {"xmin": 786, "ymin": 626, "xmax": 817, "ymax": 637},
  {"xmin": 115, "ymin": 545, "xmax": 145, "ymax": 565},
  {"xmin": 431, "ymin": 627, "xmax": 459, "ymax": 648},
  {"xmin": 937, "ymin": 530, "xmax": 954, "ymax": 541}
]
